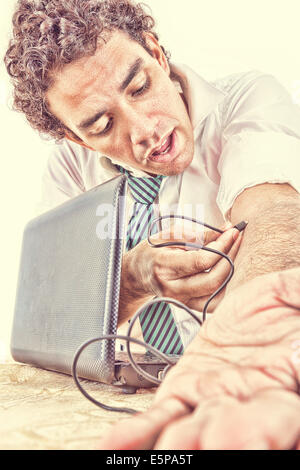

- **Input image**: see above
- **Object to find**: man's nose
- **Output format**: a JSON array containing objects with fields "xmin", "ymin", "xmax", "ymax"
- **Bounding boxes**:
[{"xmin": 128, "ymin": 111, "xmax": 159, "ymax": 147}]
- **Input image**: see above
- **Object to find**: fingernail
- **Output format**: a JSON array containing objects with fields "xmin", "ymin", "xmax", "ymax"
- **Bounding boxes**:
[
  {"xmin": 232, "ymin": 229, "xmax": 240, "ymax": 241},
  {"xmin": 234, "ymin": 221, "xmax": 248, "ymax": 232}
]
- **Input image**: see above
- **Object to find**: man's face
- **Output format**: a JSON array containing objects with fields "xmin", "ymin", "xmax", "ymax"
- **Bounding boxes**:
[{"xmin": 47, "ymin": 30, "xmax": 194, "ymax": 176}]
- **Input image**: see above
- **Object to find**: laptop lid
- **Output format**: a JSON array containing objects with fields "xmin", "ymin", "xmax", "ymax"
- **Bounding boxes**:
[{"xmin": 11, "ymin": 175, "xmax": 127, "ymax": 384}]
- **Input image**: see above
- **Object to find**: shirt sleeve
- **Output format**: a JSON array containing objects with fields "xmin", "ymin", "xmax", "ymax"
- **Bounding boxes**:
[
  {"xmin": 35, "ymin": 139, "xmax": 86, "ymax": 215},
  {"xmin": 216, "ymin": 71, "xmax": 300, "ymax": 220}
]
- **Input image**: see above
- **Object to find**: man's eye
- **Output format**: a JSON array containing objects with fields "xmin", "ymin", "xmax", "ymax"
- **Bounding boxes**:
[
  {"xmin": 132, "ymin": 78, "xmax": 151, "ymax": 97},
  {"xmin": 92, "ymin": 118, "xmax": 113, "ymax": 137}
]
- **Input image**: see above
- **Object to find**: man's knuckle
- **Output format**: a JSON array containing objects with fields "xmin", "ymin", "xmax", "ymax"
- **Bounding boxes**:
[
  {"xmin": 153, "ymin": 253, "xmax": 166, "ymax": 274},
  {"xmin": 155, "ymin": 250, "xmax": 164, "ymax": 263},
  {"xmin": 194, "ymin": 255, "xmax": 209, "ymax": 272},
  {"xmin": 162, "ymin": 287, "xmax": 173, "ymax": 298},
  {"xmin": 152, "ymin": 267, "xmax": 164, "ymax": 290},
  {"xmin": 207, "ymin": 274, "xmax": 220, "ymax": 293},
  {"xmin": 153, "ymin": 275, "xmax": 169, "ymax": 294}
]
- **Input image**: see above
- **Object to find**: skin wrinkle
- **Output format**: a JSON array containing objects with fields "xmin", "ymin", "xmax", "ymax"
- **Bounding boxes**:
[
  {"xmin": 209, "ymin": 312, "xmax": 299, "ymax": 346},
  {"xmin": 285, "ymin": 345, "xmax": 300, "ymax": 392},
  {"xmin": 249, "ymin": 362, "xmax": 296, "ymax": 392},
  {"xmin": 208, "ymin": 316, "xmax": 297, "ymax": 361},
  {"xmin": 217, "ymin": 367, "xmax": 272, "ymax": 398},
  {"xmin": 274, "ymin": 298, "xmax": 300, "ymax": 311},
  {"xmin": 196, "ymin": 348, "xmax": 291, "ymax": 392},
  {"xmin": 160, "ymin": 359, "xmax": 295, "ymax": 412},
  {"xmin": 200, "ymin": 365, "xmax": 268, "ymax": 402},
  {"xmin": 238, "ymin": 342, "xmax": 298, "ymax": 391},
  {"xmin": 239, "ymin": 368, "xmax": 286, "ymax": 397}
]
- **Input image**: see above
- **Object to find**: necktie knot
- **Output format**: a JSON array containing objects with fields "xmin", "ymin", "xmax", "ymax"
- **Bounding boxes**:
[{"xmin": 117, "ymin": 166, "xmax": 165, "ymax": 205}]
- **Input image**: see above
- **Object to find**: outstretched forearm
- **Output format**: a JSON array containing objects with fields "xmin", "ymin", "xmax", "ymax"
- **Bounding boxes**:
[
  {"xmin": 98, "ymin": 267, "xmax": 300, "ymax": 450},
  {"xmin": 228, "ymin": 183, "xmax": 300, "ymax": 292}
]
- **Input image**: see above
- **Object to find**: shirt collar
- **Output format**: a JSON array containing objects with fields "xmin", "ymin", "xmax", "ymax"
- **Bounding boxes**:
[
  {"xmin": 98, "ymin": 62, "xmax": 227, "ymax": 177},
  {"xmin": 170, "ymin": 62, "xmax": 227, "ymax": 133},
  {"xmin": 98, "ymin": 155, "xmax": 149, "ymax": 178}
]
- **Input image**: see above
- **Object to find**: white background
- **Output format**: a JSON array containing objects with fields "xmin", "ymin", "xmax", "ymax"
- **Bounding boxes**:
[{"xmin": 0, "ymin": 0, "xmax": 299, "ymax": 361}]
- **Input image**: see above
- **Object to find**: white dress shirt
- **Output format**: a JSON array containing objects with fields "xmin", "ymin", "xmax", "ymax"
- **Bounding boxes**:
[{"xmin": 37, "ymin": 63, "xmax": 300, "ymax": 348}]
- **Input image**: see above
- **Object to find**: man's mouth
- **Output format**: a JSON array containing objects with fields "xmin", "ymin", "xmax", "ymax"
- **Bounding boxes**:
[{"xmin": 148, "ymin": 130, "xmax": 178, "ymax": 163}]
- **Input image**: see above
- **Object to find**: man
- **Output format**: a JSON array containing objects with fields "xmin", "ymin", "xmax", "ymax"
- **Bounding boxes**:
[{"xmin": 5, "ymin": 0, "xmax": 300, "ymax": 449}]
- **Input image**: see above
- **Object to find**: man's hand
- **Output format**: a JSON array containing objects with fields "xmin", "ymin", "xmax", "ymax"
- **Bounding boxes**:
[
  {"xmin": 118, "ymin": 225, "xmax": 243, "ymax": 324},
  {"xmin": 98, "ymin": 267, "xmax": 300, "ymax": 450}
]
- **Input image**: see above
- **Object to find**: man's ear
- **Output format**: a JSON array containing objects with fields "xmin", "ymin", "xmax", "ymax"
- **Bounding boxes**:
[
  {"xmin": 143, "ymin": 32, "xmax": 170, "ymax": 76},
  {"xmin": 65, "ymin": 130, "xmax": 95, "ymax": 151}
]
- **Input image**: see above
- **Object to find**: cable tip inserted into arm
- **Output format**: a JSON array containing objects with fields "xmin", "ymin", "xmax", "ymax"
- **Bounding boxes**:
[{"xmin": 234, "ymin": 220, "xmax": 248, "ymax": 232}]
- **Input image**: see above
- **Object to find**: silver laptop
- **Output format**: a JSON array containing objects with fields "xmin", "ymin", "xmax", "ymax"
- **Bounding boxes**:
[
  {"xmin": 11, "ymin": 175, "xmax": 129, "ymax": 384},
  {"xmin": 11, "ymin": 175, "xmax": 169, "ymax": 389}
]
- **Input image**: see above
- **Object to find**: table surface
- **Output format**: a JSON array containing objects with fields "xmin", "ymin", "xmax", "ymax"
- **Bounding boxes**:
[{"xmin": 0, "ymin": 362, "xmax": 155, "ymax": 450}]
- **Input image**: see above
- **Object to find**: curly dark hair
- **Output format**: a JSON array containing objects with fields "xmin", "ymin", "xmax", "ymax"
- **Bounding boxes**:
[{"xmin": 4, "ymin": 0, "xmax": 170, "ymax": 141}]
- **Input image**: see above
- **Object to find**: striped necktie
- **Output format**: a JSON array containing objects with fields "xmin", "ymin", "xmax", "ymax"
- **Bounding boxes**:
[{"xmin": 118, "ymin": 166, "xmax": 184, "ymax": 355}]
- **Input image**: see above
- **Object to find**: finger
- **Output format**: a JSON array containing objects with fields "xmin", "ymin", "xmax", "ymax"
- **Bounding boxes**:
[
  {"xmin": 168, "ymin": 232, "xmax": 242, "ymax": 297},
  {"xmin": 202, "ymin": 222, "xmax": 233, "ymax": 245},
  {"xmin": 171, "ymin": 233, "xmax": 243, "ymax": 313},
  {"xmin": 204, "ymin": 232, "xmax": 243, "ymax": 286},
  {"xmin": 154, "ymin": 412, "xmax": 204, "ymax": 450},
  {"xmin": 151, "ymin": 227, "xmax": 217, "ymax": 251},
  {"xmin": 164, "ymin": 228, "xmax": 240, "ymax": 279},
  {"xmin": 158, "ymin": 391, "xmax": 300, "ymax": 451},
  {"xmin": 97, "ymin": 398, "xmax": 190, "ymax": 450},
  {"xmin": 153, "ymin": 393, "xmax": 239, "ymax": 450},
  {"xmin": 205, "ymin": 227, "xmax": 240, "ymax": 256},
  {"xmin": 222, "ymin": 231, "xmax": 243, "ymax": 262},
  {"xmin": 151, "ymin": 222, "xmax": 233, "ymax": 249},
  {"xmin": 195, "ymin": 389, "xmax": 300, "ymax": 450},
  {"xmin": 176, "ymin": 222, "xmax": 234, "ymax": 246},
  {"xmin": 186, "ymin": 236, "xmax": 243, "ymax": 311},
  {"xmin": 187, "ymin": 290, "xmax": 225, "ymax": 313},
  {"xmin": 204, "ymin": 231, "xmax": 242, "ymax": 279},
  {"xmin": 156, "ymin": 389, "xmax": 300, "ymax": 450}
]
